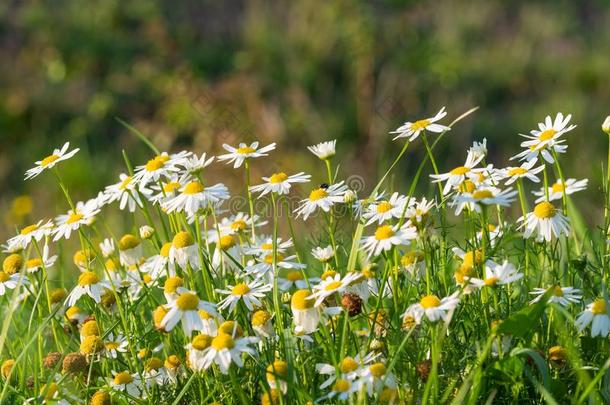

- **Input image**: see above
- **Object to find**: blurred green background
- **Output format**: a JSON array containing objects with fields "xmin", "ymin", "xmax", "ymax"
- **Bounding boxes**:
[{"xmin": 2, "ymin": 0, "xmax": 610, "ymax": 237}]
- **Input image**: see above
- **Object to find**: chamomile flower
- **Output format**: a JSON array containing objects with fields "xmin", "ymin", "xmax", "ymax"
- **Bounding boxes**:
[
  {"xmin": 391, "ymin": 107, "xmax": 450, "ymax": 141},
  {"xmin": 575, "ymin": 299, "xmax": 610, "ymax": 337},
  {"xmin": 244, "ymin": 253, "xmax": 305, "ymax": 281},
  {"xmin": 316, "ymin": 352, "xmax": 379, "ymax": 390},
  {"xmin": 320, "ymin": 378, "xmax": 355, "ymax": 401},
  {"xmin": 354, "ymin": 362, "xmax": 397, "ymax": 396},
  {"xmin": 249, "ymin": 172, "xmax": 311, "ymax": 197},
  {"xmin": 405, "ymin": 197, "xmax": 435, "ymax": 228},
  {"xmin": 533, "ymin": 178, "xmax": 588, "ymax": 203},
  {"xmin": 516, "ymin": 113, "xmax": 576, "ymax": 163},
  {"xmin": 402, "ymin": 292, "xmax": 460, "ymax": 324},
  {"xmin": 66, "ymin": 271, "xmax": 110, "ymax": 306},
  {"xmin": 216, "ymin": 279, "xmax": 272, "ymax": 312},
  {"xmin": 160, "ymin": 290, "xmax": 217, "ymax": 335},
  {"xmin": 52, "ymin": 200, "xmax": 101, "ymax": 241},
  {"xmin": 108, "ymin": 371, "xmax": 143, "ymax": 397},
  {"xmin": 217, "ymin": 141, "xmax": 276, "ymax": 168},
  {"xmin": 118, "ymin": 234, "xmax": 143, "ymax": 267},
  {"xmin": 218, "ymin": 213, "xmax": 267, "ymax": 235},
  {"xmin": 295, "ymin": 182, "xmax": 348, "ymax": 220},
  {"xmin": 291, "ymin": 289, "xmax": 320, "ymax": 333},
  {"xmin": 200, "ymin": 333, "xmax": 259, "ymax": 374},
  {"xmin": 0, "ymin": 271, "xmax": 26, "ymax": 296},
  {"xmin": 242, "ymin": 236, "xmax": 293, "ymax": 256},
  {"xmin": 308, "ymin": 272, "xmax": 362, "ymax": 307},
  {"xmin": 169, "ymin": 231, "xmax": 201, "ymax": 270},
  {"xmin": 451, "ymin": 187, "xmax": 517, "ymax": 215},
  {"xmin": 99, "ymin": 238, "xmax": 115, "ymax": 258},
  {"xmin": 132, "ymin": 151, "xmax": 190, "ymax": 189},
  {"xmin": 104, "ymin": 173, "xmax": 150, "ymax": 212},
  {"xmin": 530, "ymin": 285, "xmax": 582, "ymax": 307},
  {"xmin": 25, "ymin": 142, "xmax": 80, "ymax": 180},
  {"xmin": 519, "ymin": 201, "xmax": 570, "ymax": 242},
  {"xmin": 147, "ymin": 177, "xmax": 185, "ymax": 206},
  {"xmin": 468, "ymin": 138, "xmax": 488, "ymax": 160},
  {"xmin": 362, "ymin": 192, "xmax": 411, "ymax": 225},
  {"xmin": 430, "ymin": 151, "xmax": 485, "ymax": 195},
  {"xmin": 251, "ymin": 310, "xmax": 275, "ymax": 338},
  {"xmin": 501, "ymin": 159, "xmax": 545, "ymax": 185},
  {"xmin": 104, "ymin": 334, "xmax": 128, "ymax": 359},
  {"xmin": 178, "ymin": 152, "xmax": 214, "ymax": 182},
  {"xmin": 360, "ymin": 222, "xmax": 418, "ymax": 258},
  {"xmin": 311, "ymin": 245, "xmax": 335, "ymax": 263},
  {"xmin": 277, "ymin": 270, "xmax": 318, "ymax": 291},
  {"xmin": 143, "ymin": 243, "xmax": 176, "ymax": 279},
  {"xmin": 162, "ymin": 180, "xmax": 229, "ymax": 218},
  {"xmin": 308, "ymin": 140, "xmax": 337, "ymax": 160},
  {"xmin": 6, "ymin": 220, "xmax": 54, "ymax": 251},
  {"xmin": 25, "ymin": 244, "xmax": 57, "ymax": 274},
  {"xmin": 186, "ymin": 334, "xmax": 213, "ymax": 372},
  {"xmin": 466, "ymin": 261, "xmax": 523, "ymax": 288}
]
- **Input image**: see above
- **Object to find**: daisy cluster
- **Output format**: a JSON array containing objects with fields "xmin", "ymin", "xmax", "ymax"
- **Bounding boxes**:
[{"xmin": 1, "ymin": 109, "xmax": 610, "ymax": 404}]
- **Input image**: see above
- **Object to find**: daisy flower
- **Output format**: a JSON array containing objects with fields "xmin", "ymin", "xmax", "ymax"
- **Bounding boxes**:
[
  {"xmin": 430, "ymin": 151, "xmax": 485, "ymax": 195},
  {"xmin": 465, "ymin": 261, "xmax": 523, "ymax": 288},
  {"xmin": 402, "ymin": 292, "xmax": 460, "ymax": 325},
  {"xmin": 217, "ymin": 141, "xmax": 276, "ymax": 168},
  {"xmin": 295, "ymin": 182, "xmax": 348, "ymax": 220},
  {"xmin": 186, "ymin": 334, "xmax": 213, "ymax": 372},
  {"xmin": 319, "ymin": 378, "xmax": 355, "ymax": 401},
  {"xmin": 390, "ymin": 107, "xmax": 450, "ymax": 141},
  {"xmin": 451, "ymin": 187, "xmax": 517, "ymax": 215},
  {"xmin": 52, "ymin": 199, "xmax": 101, "ymax": 241},
  {"xmin": 169, "ymin": 231, "xmax": 201, "ymax": 270},
  {"xmin": 216, "ymin": 279, "xmax": 272, "ymax": 312},
  {"xmin": 353, "ymin": 362, "xmax": 397, "ymax": 396},
  {"xmin": 362, "ymin": 192, "xmax": 411, "ymax": 225},
  {"xmin": 217, "ymin": 213, "xmax": 267, "ymax": 235},
  {"xmin": 200, "ymin": 333, "xmax": 259, "ymax": 374},
  {"xmin": 24, "ymin": 142, "xmax": 80, "ymax": 180},
  {"xmin": 104, "ymin": 173, "xmax": 150, "ymax": 212},
  {"xmin": 249, "ymin": 172, "xmax": 311, "ymax": 198},
  {"xmin": 307, "ymin": 140, "xmax": 337, "ymax": 160},
  {"xmin": 162, "ymin": 180, "xmax": 230, "ymax": 218},
  {"xmin": 519, "ymin": 201, "xmax": 570, "ymax": 242},
  {"xmin": 501, "ymin": 159, "xmax": 545, "ymax": 185},
  {"xmin": 108, "ymin": 371, "xmax": 142, "ymax": 398},
  {"xmin": 104, "ymin": 334, "xmax": 128, "ymax": 359},
  {"xmin": 0, "ymin": 271, "xmax": 26, "ymax": 296},
  {"xmin": 132, "ymin": 151, "xmax": 190, "ymax": 189},
  {"xmin": 251, "ymin": 310, "xmax": 275, "ymax": 338},
  {"xmin": 25, "ymin": 244, "xmax": 57, "ymax": 274},
  {"xmin": 529, "ymin": 285, "xmax": 582, "ymax": 307},
  {"xmin": 244, "ymin": 253, "xmax": 305, "ymax": 281},
  {"xmin": 291, "ymin": 289, "xmax": 320, "ymax": 333},
  {"xmin": 405, "ymin": 197, "xmax": 435, "ymax": 228},
  {"xmin": 99, "ymin": 238, "xmax": 115, "ymax": 258},
  {"xmin": 277, "ymin": 270, "xmax": 318, "ymax": 291},
  {"xmin": 360, "ymin": 222, "xmax": 418, "ymax": 258},
  {"xmin": 316, "ymin": 352, "xmax": 379, "ymax": 390},
  {"xmin": 160, "ymin": 290, "xmax": 217, "ymax": 335},
  {"xmin": 468, "ymin": 138, "xmax": 488, "ymax": 160},
  {"xmin": 575, "ymin": 299, "xmax": 610, "ymax": 338},
  {"xmin": 533, "ymin": 178, "xmax": 588, "ymax": 203},
  {"xmin": 311, "ymin": 245, "xmax": 334, "ymax": 263},
  {"xmin": 6, "ymin": 220, "xmax": 54, "ymax": 251},
  {"xmin": 308, "ymin": 272, "xmax": 363, "ymax": 307},
  {"xmin": 178, "ymin": 152, "xmax": 214, "ymax": 182},
  {"xmin": 146, "ymin": 177, "xmax": 185, "ymax": 206},
  {"xmin": 118, "ymin": 234, "xmax": 143, "ymax": 267},
  {"xmin": 242, "ymin": 236, "xmax": 293, "ymax": 256},
  {"xmin": 143, "ymin": 243, "xmax": 176, "ymax": 279},
  {"xmin": 66, "ymin": 271, "xmax": 110, "ymax": 306},
  {"xmin": 516, "ymin": 113, "xmax": 576, "ymax": 163}
]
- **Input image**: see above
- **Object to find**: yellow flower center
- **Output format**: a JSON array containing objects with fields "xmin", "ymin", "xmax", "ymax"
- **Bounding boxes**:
[
  {"xmin": 592, "ymin": 299, "xmax": 607, "ymax": 315},
  {"xmin": 551, "ymin": 183, "xmax": 565, "ymax": 193},
  {"xmin": 26, "ymin": 258, "xmax": 43, "ymax": 268},
  {"xmin": 145, "ymin": 156, "xmax": 165, "ymax": 172},
  {"xmin": 450, "ymin": 166, "xmax": 470, "ymax": 175},
  {"xmin": 376, "ymin": 201, "xmax": 393, "ymax": 213},
  {"xmin": 219, "ymin": 320, "xmax": 243, "ymax": 337},
  {"xmin": 374, "ymin": 225, "xmax": 395, "ymax": 240},
  {"xmin": 264, "ymin": 253, "xmax": 284, "ymax": 264},
  {"xmin": 218, "ymin": 235, "xmax": 235, "ymax": 250},
  {"xmin": 0, "ymin": 272, "xmax": 9, "ymax": 282},
  {"xmin": 3, "ymin": 254, "xmax": 22, "ymax": 274},
  {"xmin": 472, "ymin": 189, "xmax": 493, "ymax": 200},
  {"xmin": 105, "ymin": 342, "xmax": 120, "ymax": 350},
  {"xmin": 236, "ymin": 146, "xmax": 255, "ymax": 155},
  {"xmin": 165, "ymin": 355, "xmax": 181, "ymax": 369},
  {"xmin": 118, "ymin": 234, "xmax": 140, "ymax": 250},
  {"xmin": 252, "ymin": 310, "xmax": 271, "ymax": 326},
  {"xmin": 183, "ymin": 181, "xmax": 205, "ymax": 195},
  {"xmin": 113, "ymin": 371, "xmax": 133, "ymax": 385},
  {"xmin": 160, "ymin": 242, "xmax": 172, "ymax": 258},
  {"xmin": 508, "ymin": 168, "xmax": 528, "ymax": 176},
  {"xmin": 172, "ymin": 231, "xmax": 194, "ymax": 248},
  {"xmin": 553, "ymin": 285, "xmax": 564, "ymax": 297},
  {"xmin": 145, "ymin": 357, "xmax": 163, "ymax": 371},
  {"xmin": 321, "ymin": 270, "xmax": 337, "ymax": 280},
  {"xmin": 41, "ymin": 154, "xmax": 60, "ymax": 167},
  {"xmin": 175, "ymin": 293, "xmax": 199, "ymax": 311},
  {"xmin": 163, "ymin": 182, "xmax": 181, "ymax": 193},
  {"xmin": 192, "ymin": 334, "xmax": 212, "ymax": 350},
  {"xmin": 20, "ymin": 224, "xmax": 39, "ymax": 235},
  {"xmin": 269, "ymin": 172, "xmax": 288, "ymax": 184},
  {"xmin": 286, "ymin": 271, "xmax": 303, "ymax": 282},
  {"xmin": 66, "ymin": 212, "xmax": 84, "ymax": 224},
  {"xmin": 119, "ymin": 176, "xmax": 132, "ymax": 190},
  {"xmin": 78, "ymin": 271, "xmax": 100, "ymax": 286},
  {"xmin": 340, "ymin": 357, "xmax": 358, "ymax": 373},
  {"xmin": 459, "ymin": 180, "xmax": 476, "ymax": 193},
  {"xmin": 232, "ymin": 283, "xmax": 251, "ymax": 296},
  {"xmin": 40, "ymin": 383, "xmax": 58, "ymax": 400},
  {"xmin": 420, "ymin": 295, "xmax": 441, "ymax": 309},
  {"xmin": 153, "ymin": 306, "xmax": 168, "ymax": 327},
  {"xmin": 211, "ymin": 334, "xmax": 235, "ymax": 350},
  {"xmin": 324, "ymin": 280, "xmax": 343, "ymax": 291},
  {"xmin": 266, "ymin": 360, "xmax": 288, "ymax": 380},
  {"xmin": 164, "ymin": 276, "xmax": 183, "ymax": 293},
  {"xmin": 333, "ymin": 379, "xmax": 350, "ymax": 392},
  {"xmin": 199, "ymin": 309, "xmax": 213, "ymax": 320},
  {"xmin": 231, "ymin": 220, "xmax": 247, "ymax": 231},
  {"xmin": 462, "ymin": 250, "xmax": 482, "ymax": 267},
  {"xmin": 411, "ymin": 119, "xmax": 431, "ymax": 130},
  {"xmin": 309, "ymin": 188, "xmax": 328, "ymax": 201},
  {"xmin": 534, "ymin": 201, "xmax": 557, "ymax": 219},
  {"xmin": 538, "ymin": 129, "xmax": 557, "ymax": 141},
  {"xmin": 484, "ymin": 276, "xmax": 499, "ymax": 286},
  {"xmin": 261, "ymin": 243, "xmax": 273, "ymax": 250},
  {"xmin": 291, "ymin": 289, "xmax": 314, "ymax": 310},
  {"xmin": 369, "ymin": 363, "xmax": 386, "ymax": 378}
]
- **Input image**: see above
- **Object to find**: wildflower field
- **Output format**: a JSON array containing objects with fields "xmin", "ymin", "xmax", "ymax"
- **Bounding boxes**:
[{"xmin": 2, "ymin": 108, "xmax": 610, "ymax": 404}]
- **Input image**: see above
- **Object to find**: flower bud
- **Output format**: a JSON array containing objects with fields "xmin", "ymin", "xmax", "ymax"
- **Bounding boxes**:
[
  {"xmin": 139, "ymin": 225, "xmax": 155, "ymax": 240},
  {"xmin": 603, "ymin": 116, "xmax": 610, "ymax": 134}
]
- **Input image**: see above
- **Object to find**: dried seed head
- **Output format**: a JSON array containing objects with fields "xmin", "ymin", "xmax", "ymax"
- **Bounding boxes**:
[
  {"xmin": 341, "ymin": 293, "xmax": 363, "ymax": 317},
  {"xmin": 43, "ymin": 352, "xmax": 62, "ymax": 369},
  {"xmin": 62, "ymin": 352, "xmax": 87, "ymax": 374}
]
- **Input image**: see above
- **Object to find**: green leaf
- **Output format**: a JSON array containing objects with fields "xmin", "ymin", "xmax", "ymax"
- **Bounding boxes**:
[{"xmin": 495, "ymin": 288, "xmax": 552, "ymax": 340}]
